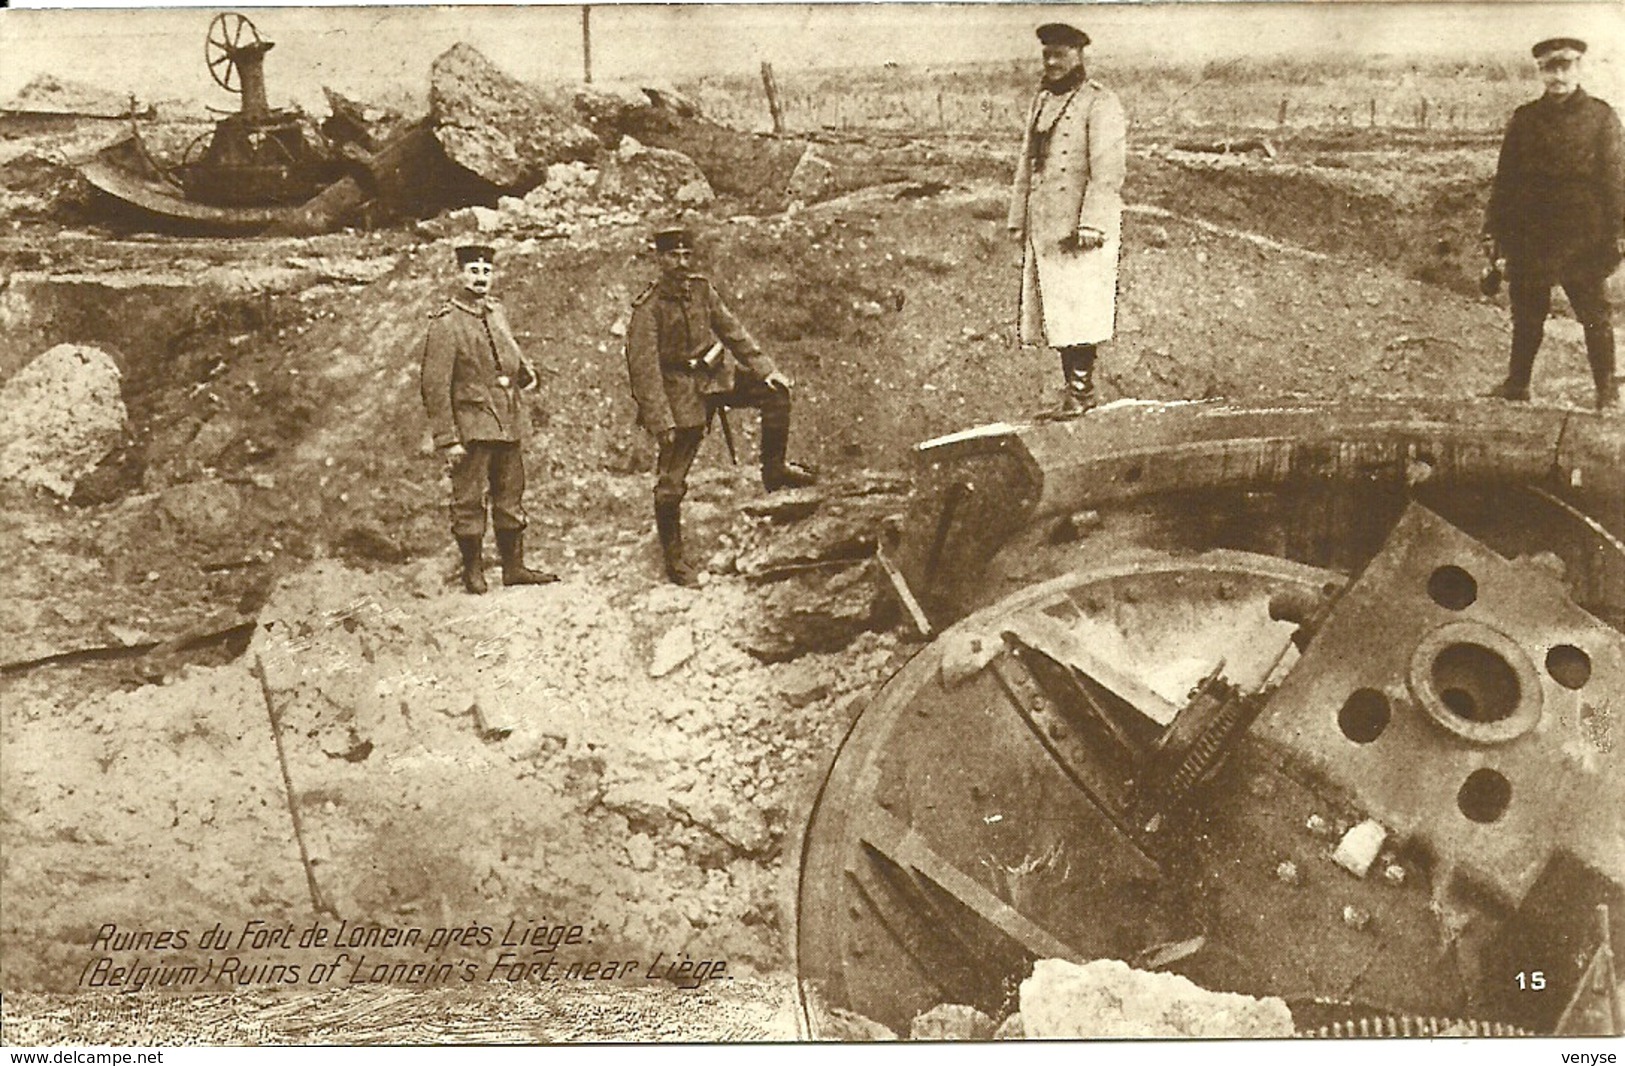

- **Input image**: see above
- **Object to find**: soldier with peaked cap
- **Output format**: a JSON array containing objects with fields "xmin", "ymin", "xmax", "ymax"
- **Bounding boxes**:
[
  {"xmin": 1008, "ymin": 20, "xmax": 1128, "ymax": 418},
  {"xmin": 624, "ymin": 226, "xmax": 817, "ymax": 587},
  {"xmin": 420, "ymin": 241, "xmax": 558, "ymax": 594},
  {"xmin": 1482, "ymin": 36, "xmax": 1624, "ymax": 411}
]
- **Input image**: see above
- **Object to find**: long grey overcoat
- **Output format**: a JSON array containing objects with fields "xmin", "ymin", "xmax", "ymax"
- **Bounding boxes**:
[{"xmin": 1008, "ymin": 80, "xmax": 1127, "ymax": 347}]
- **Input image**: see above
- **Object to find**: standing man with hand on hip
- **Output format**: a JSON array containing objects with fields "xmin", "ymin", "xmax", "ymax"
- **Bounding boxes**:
[
  {"xmin": 420, "ymin": 242, "xmax": 559, "ymax": 594},
  {"xmin": 1009, "ymin": 21, "xmax": 1128, "ymax": 419},
  {"xmin": 625, "ymin": 226, "xmax": 817, "ymax": 587},
  {"xmin": 1482, "ymin": 36, "xmax": 1624, "ymax": 411}
]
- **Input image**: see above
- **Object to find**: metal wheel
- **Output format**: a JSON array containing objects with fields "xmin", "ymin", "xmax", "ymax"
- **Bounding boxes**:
[
  {"xmin": 205, "ymin": 12, "xmax": 261, "ymax": 94},
  {"xmin": 796, "ymin": 403, "xmax": 1625, "ymax": 1039}
]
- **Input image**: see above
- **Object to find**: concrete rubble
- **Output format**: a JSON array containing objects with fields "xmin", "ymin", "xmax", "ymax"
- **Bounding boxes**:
[
  {"xmin": 908, "ymin": 1003, "xmax": 995, "ymax": 1040},
  {"xmin": 429, "ymin": 43, "xmax": 600, "ymax": 192},
  {"xmin": 1019, "ymin": 958, "xmax": 1296, "ymax": 1038},
  {"xmin": 0, "ymin": 343, "xmax": 125, "ymax": 498}
]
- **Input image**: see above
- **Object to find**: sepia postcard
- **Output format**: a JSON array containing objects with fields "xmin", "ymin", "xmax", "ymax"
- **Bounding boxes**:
[{"xmin": 0, "ymin": 1, "xmax": 1621, "ymax": 1054}]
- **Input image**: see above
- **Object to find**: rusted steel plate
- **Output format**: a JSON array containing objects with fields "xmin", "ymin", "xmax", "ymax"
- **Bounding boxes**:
[{"xmin": 78, "ymin": 158, "xmax": 299, "ymax": 232}]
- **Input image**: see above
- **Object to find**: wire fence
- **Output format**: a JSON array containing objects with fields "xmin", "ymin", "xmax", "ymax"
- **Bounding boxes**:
[{"xmin": 686, "ymin": 60, "xmax": 1533, "ymax": 138}]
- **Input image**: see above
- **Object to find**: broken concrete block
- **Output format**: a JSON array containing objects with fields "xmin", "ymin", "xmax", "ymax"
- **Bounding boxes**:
[
  {"xmin": 777, "ymin": 661, "xmax": 832, "ymax": 709},
  {"xmin": 786, "ymin": 147, "xmax": 836, "ymax": 204},
  {"xmin": 818, "ymin": 1007, "xmax": 898, "ymax": 1041},
  {"xmin": 0, "ymin": 344, "xmax": 126, "ymax": 498},
  {"xmin": 429, "ymin": 43, "xmax": 599, "ymax": 192},
  {"xmin": 625, "ymin": 832, "xmax": 657, "ymax": 872},
  {"xmin": 649, "ymin": 625, "xmax": 695, "ymax": 678},
  {"xmin": 1020, "ymin": 958, "xmax": 1295, "ymax": 1038},
  {"xmin": 1332, "ymin": 819, "xmax": 1387, "ymax": 878},
  {"xmin": 470, "ymin": 698, "xmax": 515, "ymax": 740},
  {"xmin": 938, "ymin": 630, "xmax": 1001, "ymax": 687},
  {"xmin": 156, "ymin": 479, "xmax": 244, "ymax": 544},
  {"xmin": 671, "ymin": 786, "xmax": 771, "ymax": 854},
  {"xmin": 908, "ymin": 1003, "xmax": 995, "ymax": 1040},
  {"xmin": 674, "ymin": 178, "xmax": 714, "ymax": 206}
]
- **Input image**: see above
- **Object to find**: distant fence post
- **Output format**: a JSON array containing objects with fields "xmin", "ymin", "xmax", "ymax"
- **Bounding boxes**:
[
  {"xmin": 760, "ymin": 61, "xmax": 786, "ymax": 134},
  {"xmin": 1277, "ymin": 98, "xmax": 1289, "ymax": 127},
  {"xmin": 1418, "ymin": 97, "xmax": 1429, "ymax": 130},
  {"xmin": 1369, "ymin": 98, "xmax": 1376, "ymax": 127},
  {"xmin": 581, "ymin": 6, "xmax": 592, "ymax": 84}
]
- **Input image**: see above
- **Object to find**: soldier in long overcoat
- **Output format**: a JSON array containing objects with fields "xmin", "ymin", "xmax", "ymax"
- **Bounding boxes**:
[
  {"xmin": 420, "ymin": 243, "xmax": 558, "ymax": 594},
  {"xmin": 1482, "ymin": 36, "xmax": 1624, "ymax": 411},
  {"xmin": 624, "ymin": 227, "xmax": 816, "ymax": 586},
  {"xmin": 1008, "ymin": 21, "xmax": 1128, "ymax": 418}
]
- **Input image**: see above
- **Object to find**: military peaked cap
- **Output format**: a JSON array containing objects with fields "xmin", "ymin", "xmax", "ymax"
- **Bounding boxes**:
[
  {"xmin": 1036, "ymin": 22, "xmax": 1090, "ymax": 48},
  {"xmin": 455, "ymin": 242, "xmax": 496, "ymax": 265},
  {"xmin": 652, "ymin": 227, "xmax": 695, "ymax": 252},
  {"xmin": 1532, "ymin": 37, "xmax": 1586, "ymax": 59}
]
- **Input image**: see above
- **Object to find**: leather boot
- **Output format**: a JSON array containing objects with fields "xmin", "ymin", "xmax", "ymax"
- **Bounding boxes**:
[
  {"xmin": 1482, "ymin": 379, "xmax": 1531, "ymax": 401},
  {"xmin": 760, "ymin": 414, "xmax": 818, "ymax": 492},
  {"xmin": 1485, "ymin": 320, "xmax": 1540, "ymax": 401},
  {"xmin": 655, "ymin": 501, "xmax": 699, "ymax": 587},
  {"xmin": 496, "ymin": 529, "xmax": 558, "ymax": 586},
  {"xmin": 455, "ymin": 535, "xmax": 488, "ymax": 595},
  {"xmin": 1052, "ymin": 346, "xmax": 1097, "ymax": 418}
]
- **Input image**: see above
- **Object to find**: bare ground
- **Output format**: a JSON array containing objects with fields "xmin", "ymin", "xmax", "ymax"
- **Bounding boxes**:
[{"xmin": 2, "ymin": 131, "xmax": 1621, "ymax": 1039}]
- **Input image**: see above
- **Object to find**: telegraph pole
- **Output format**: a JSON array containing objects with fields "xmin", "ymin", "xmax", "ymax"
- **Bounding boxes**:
[{"xmin": 582, "ymin": 6, "xmax": 593, "ymax": 83}]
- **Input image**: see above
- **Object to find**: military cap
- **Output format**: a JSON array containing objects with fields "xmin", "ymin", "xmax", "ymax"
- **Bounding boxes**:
[
  {"xmin": 455, "ymin": 242, "xmax": 496, "ymax": 265},
  {"xmin": 652, "ymin": 227, "xmax": 695, "ymax": 253},
  {"xmin": 1532, "ymin": 37, "xmax": 1586, "ymax": 59},
  {"xmin": 1036, "ymin": 22, "xmax": 1090, "ymax": 49}
]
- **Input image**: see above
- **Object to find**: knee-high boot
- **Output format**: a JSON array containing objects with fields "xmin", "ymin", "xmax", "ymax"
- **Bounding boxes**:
[
  {"xmin": 456, "ymin": 535, "xmax": 488, "ymax": 595},
  {"xmin": 760, "ymin": 406, "xmax": 818, "ymax": 491},
  {"xmin": 655, "ymin": 500, "xmax": 699, "ymax": 586}
]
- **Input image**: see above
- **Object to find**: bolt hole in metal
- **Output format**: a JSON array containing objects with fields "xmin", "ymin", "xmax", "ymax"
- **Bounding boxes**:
[
  {"xmin": 1544, "ymin": 644, "xmax": 1592, "ymax": 690},
  {"xmin": 1427, "ymin": 565, "xmax": 1478, "ymax": 611},
  {"xmin": 1431, "ymin": 642, "xmax": 1520, "ymax": 723},
  {"xmin": 1457, "ymin": 768, "xmax": 1512, "ymax": 823},
  {"xmin": 1337, "ymin": 688, "xmax": 1390, "ymax": 744}
]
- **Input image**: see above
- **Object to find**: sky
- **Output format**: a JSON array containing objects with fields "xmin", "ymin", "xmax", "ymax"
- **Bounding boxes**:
[{"xmin": 1, "ymin": 3, "xmax": 1622, "ymax": 111}]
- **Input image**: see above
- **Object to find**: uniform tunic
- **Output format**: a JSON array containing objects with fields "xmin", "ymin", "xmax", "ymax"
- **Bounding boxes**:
[
  {"xmin": 1008, "ymin": 79, "xmax": 1128, "ymax": 347},
  {"xmin": 420, "ymin": 295, "xmax": 531, "ymax": 448},
  {"xmin": 624, "ymin": 273, "xmax": 781, "ymax": 433},
  {"xmin": 1485, "ymin": 87, "xmax": 1625, "ymax": 285},
  {"xmin": 419, "ymin": 294, "xmax": 534, "ymax": 536}
]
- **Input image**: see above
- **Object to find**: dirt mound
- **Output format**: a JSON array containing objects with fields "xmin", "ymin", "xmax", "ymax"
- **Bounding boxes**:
[
  {"xmin": 3, "ymin": 75, "xmax": 137, "ymax": 118},
  {"xmin": 1, "ymin": 544, "xmax": 903, "ymax": 993}
]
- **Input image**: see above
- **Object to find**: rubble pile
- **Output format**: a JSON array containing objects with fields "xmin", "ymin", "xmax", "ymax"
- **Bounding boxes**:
[
  {"xmin": 1, "ymin": 73, "xmax": 142, "ymax": 118},
  {"xmin": 1, "ymin": 506, "xmax": 905, "ymax": 991}
]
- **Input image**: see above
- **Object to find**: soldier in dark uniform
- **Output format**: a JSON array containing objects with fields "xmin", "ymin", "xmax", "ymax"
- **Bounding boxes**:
[
  {"xmin": 420, "ymin": 242, "xmax": 558, "ymax": 594},
  {"xmin": 1482, "ymin": 36, "xmax": 1625, "ymax": 411},
  {"xmin": 624, "ymin": 226, "xmax": 817, "ymax": 586}
]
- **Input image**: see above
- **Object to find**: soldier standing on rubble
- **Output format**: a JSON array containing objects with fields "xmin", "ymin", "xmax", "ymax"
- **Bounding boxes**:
[
  {"xmin": 1482, "ymin": 36, "xmax": 1624, "ymax": 411},
  {"xmin": 624, "ymin": 226, "xmax": 817, "ymax": 587},
  {"xmin": 420, "ymin": 242, "xmax": 559, "ymax": 594},
  {"xmin": 1008, "ymin": 21, "xmax": 1128, "ymax": 419}
]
